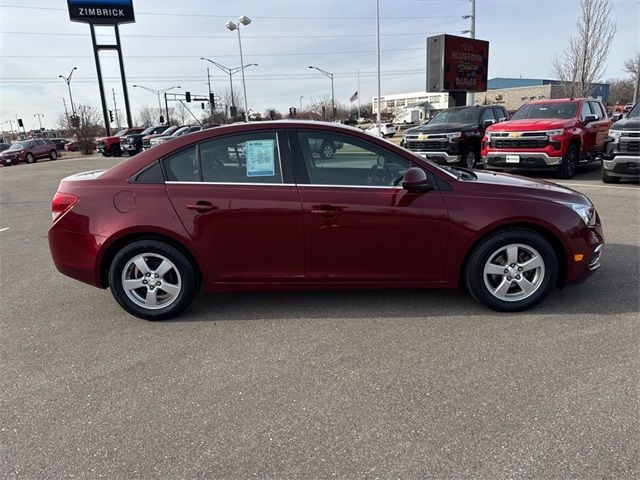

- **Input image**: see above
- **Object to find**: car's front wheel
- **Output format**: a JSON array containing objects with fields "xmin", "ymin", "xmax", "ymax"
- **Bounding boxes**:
[
  {"xmin": 461, "ymin": 147, "xmax": 478, "ymax": 169},
  {"xmin": 559, "ymin": 145, "xmax": 579, "ymax": 179},
  {"xmin": 108, "ymin": 239, "xmax": 199, "ymax": 320},
  {"xmin": 465, "ymin": 229, "xmax": 558, "ymax": 312},
  {"xmin": 25, "ymin": 153, "xmax": 35, "ymax": 164},
  {"xmin": 112, "ymin": 146, "xmax": 122, "ymax": 157}
]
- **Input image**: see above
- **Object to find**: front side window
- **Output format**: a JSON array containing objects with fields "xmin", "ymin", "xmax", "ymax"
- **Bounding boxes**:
[
  {"xmin": 200, "ymin": 132, "xmax": 282, "ymax": 184},
  {"xmin": 297, "ymin": 131, "xmax": 411, "ymax": 187},
  {"xmin": 581, "ymin": 102, "xmax": 593, "ymax": 120},
  {"xmin": 480, "ymin": 109, "xmax": 496, "ymax": 123}
]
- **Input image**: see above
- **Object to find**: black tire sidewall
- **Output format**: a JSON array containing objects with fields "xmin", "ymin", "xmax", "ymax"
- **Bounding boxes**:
[
  {"xmin": 465, "ymin": 229, "xmax": 559, "ymax": 312},
  {"xmin": 601, "ymin": 168, "xmax": 620, "ymax": 183},
  {"xmin": 26, "ymin": 153, "xmax": 34, "ymax": 164},
  {"xmin": 461, "ymin": 147, "xmax": 478, "ymax": 169},
  {"xmin": 560, "ymin": 145, "xmax": 578, "ymax": 179},
  {"xmin": 108, "ymin": 239, "xmax": 198, "ymax": 320}
]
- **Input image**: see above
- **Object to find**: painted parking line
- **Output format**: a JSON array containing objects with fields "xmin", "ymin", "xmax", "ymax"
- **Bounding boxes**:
[
  {"xmin": 557, "ymin": 182, "xmax": 640, "ymax": 191},
  {"xmin": 0, "ymin": 227, "xmax": 10, "ymax": 232}
]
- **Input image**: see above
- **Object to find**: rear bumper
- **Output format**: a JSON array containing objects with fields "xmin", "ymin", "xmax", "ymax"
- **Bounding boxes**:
[{"xmin": 48, "ymin": 227, "xmax": 104, "ymax": 288}]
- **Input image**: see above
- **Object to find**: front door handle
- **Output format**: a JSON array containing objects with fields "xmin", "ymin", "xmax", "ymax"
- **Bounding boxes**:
[
  {"xmin": 310, "ymin": 204, "xmax": 343, "ymax": 218},
  {"xmin": 186, "ymin": 201, "xmax": 217, "ymax": 213}
]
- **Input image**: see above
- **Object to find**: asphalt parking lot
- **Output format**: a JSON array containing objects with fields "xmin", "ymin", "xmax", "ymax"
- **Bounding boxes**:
[{"xmin": 1, "ymin": 155, "xmax": 639, "ymax": 479}]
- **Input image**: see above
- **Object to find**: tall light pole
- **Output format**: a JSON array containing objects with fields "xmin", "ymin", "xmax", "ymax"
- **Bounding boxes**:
[
  {"xmin": 375, "ymin": 0, "xmax": 381, "ymax": 130},
  {"xmin": 133, "ymin": 84, "xmax": 181, "ymax": 123},
  {"xmin": 34, "ymin": 113, "xmax": 44, "ymax": 131},
  {"xmin": 226, "ymin": 15, "xmax": 253, "ymax": 123},
  {"xmin": 309, "ymin": 65, "xmax": 335, "ymax": 121},
  {"xmin": 464, "ymin": 0, "xmax": 476, "ymax": 106},
  {"xmin": 59, "ymin": 67, "xmax": 78, "ymax": 115},
  {"xmin": 200, "ymin": 58, "xmax": 258, "ymax": 114}
]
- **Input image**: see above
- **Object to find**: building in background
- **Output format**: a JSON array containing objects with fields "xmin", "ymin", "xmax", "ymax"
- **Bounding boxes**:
[{"xmin": 372, "ymin": 91, "xmax": 449, "ymax": 123}]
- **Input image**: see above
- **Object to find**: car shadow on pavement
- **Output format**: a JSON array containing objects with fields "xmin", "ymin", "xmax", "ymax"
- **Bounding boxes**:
[{"xmin": 176, "ymin": 243, "xmax": 639, "ymax": 322}]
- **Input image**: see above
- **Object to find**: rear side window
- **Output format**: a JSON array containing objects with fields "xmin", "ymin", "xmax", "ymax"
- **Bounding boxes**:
[
  {"xmin": 133, "ymin": 161, "xmax": 165, "ymax": 184},
  {"xmin": 163, "ymin": 146, "xmax": 199, "ymax": 182}
]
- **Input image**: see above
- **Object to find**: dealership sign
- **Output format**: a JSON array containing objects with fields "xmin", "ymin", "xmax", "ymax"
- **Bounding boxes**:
[
  {"xmin": 67, "ymin": 0, "xmax": 135, "ymax": 25},
  {"xmin": 426, "ymin": 34, "xmax": 489, "ymax": 93}
]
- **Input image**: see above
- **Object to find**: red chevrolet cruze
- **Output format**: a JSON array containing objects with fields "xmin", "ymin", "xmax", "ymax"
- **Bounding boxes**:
[{"xmin": 48, "ymin": 121, "xmax": 604, "ymax": 320}]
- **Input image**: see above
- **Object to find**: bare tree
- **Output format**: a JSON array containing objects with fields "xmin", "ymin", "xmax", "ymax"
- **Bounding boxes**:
[
  {"xmin": 173, "ymin": 102, "xmax": 190, "ymax": 125},
  {"xmin": 552, "ymin": 0, "xmax": 616, "ymax": 98},
  {"xmin": 75, "ymin": 105, "xmax": 104, "ymax": 155},
  {"xmin": 263, "ymin": 108, "xmax": 283, "ymax": 120},
  {"xmin": 136, "ymin": 106, "xmax": 158, "ymax": 127},
  {"xmin": 607, "ymin": 78, "xmax": 635, "ymax": 105},
  {"xmin": 623, "ymin": 52, "xmax": 640, "ymax": 102}
]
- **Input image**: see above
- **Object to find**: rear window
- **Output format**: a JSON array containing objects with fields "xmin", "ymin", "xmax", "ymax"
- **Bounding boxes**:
[{"xmin": 511, "ymin": 102, "xmax": 578, "ymax": 120}]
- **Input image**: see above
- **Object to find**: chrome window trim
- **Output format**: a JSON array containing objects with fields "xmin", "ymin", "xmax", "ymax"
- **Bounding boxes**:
[
  {"xmin": 297, "ymin": 184, "xmax": 402, "ymax": 190},
  {"xmin": 165, "ymin": 181, "xmax": 296, "ymax": 187}
]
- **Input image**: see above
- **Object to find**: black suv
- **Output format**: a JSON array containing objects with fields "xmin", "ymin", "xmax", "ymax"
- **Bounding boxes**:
[
  {"xmin": 602, "ymin": 100, "xmax": 639, "ymax": 183},
  {"xmin": 402, "ymin": 105, "xmax": 508, "ymax": 168}
]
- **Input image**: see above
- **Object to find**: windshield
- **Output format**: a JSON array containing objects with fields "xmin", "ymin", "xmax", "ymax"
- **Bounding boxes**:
[
  {"xmin": 511, "ymin": 102, "xmax": 578, "ymax": 120},
  {"xmin": 428, "ymin": 107, "xmax": 480, "ymax": 125},
  {"xmin": 8, "ymin": 141, "xmax": 29, "ymax": 150},
  {"xmin": 628, "ymin": 102, "xmax": 640, "ymax": 118},
  {"xmin": 115, "ymin": 130, "xmax": 127, "ymax": 137},
  {"xmin": 172, "ymin": 127, "xmax": 190, "ymax": 136},
  {"xmin": 162, "ymin": 126, "xmax": 179, "ymax": 135}
]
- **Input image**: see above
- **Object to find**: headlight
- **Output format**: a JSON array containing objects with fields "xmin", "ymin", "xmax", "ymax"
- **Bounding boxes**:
[
  {"xmin": 608, "ymin": 130, "xmax": 623, "ymax": 142},
  {"xmin": 546, "ymin": 129, "xmax": 564, "ymax": 137},
  {"xmin": 564, "ymin": 202, "xmax": 596, "ymax": 226},
  {"xmin": 446, "ymin": 131, "xmax": 462, "ymax": 140}
]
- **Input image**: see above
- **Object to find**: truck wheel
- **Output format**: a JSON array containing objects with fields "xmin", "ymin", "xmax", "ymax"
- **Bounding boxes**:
[
  {"xmin": 112, "ymin": 146, "xmax": 122, "ymax": 157},
  {"xmin": 465, "ymin": 228, "xmax": 558, "ymax": 312},
  {"xmin": 559, "ymin": 145, "xmax": 578, "ymax": 179},
  {"xmin": 461, "ymin": 147, "xmax": 478, "ymax": 169},
  {"xmin": 601, "ymin": 167, "xmax": 620, "ymax": 184},
  {"xmin": 102, "ymin": 149, "xmax": 112, "ymax": 157}
]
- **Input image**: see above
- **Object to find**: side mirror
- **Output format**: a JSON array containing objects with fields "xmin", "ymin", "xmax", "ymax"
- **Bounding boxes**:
[
  {"xmin": 583, "ymin": 114, "xmax": 598, "ymax": 124},
  {"xmin": 483, "ymin": 119, "xmax": 496, "ymax": 127},
  {"xmin": 402, "ymin": 167, "xmax": 433, "ymax": 192},
  {"xmin": 498, "ymin": 117, "xmax": 507, "ymax": 123}
]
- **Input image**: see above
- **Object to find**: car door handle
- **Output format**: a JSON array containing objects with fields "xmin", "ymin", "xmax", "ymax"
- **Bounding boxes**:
[
  {"xmin": 186, "ymin": 201, "xmax": 217, "ymax": 213},
  {"xmin": 310, "ymin": 204, "xmax": 343, "ymax": 217}
]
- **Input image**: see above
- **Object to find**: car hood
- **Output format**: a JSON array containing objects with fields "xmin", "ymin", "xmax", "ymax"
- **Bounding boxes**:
[
  {"xmin": 1, "ymin": 148, "xmax": 24, "ymax": 155},
  {"xmin": 407, "ymin": 122, "xmax": 477, "ymax": 134},
  {"xmin": 488, "ymin": 119, "xmax": 571, "ymax": 131},
  {"xmin": 142, "ymin": 133, "xmax": 167, "ymax": 140},
  {"xmin": 611, "ymin": 117, "xmax": 640, "ymax": 131},
  {"xmin": 472, "ymin": 170, "xmax": 590, "ymax": 204},
  {"xmin": 96, "ymin": 136, "xmax": 118, "ymax": 142}
]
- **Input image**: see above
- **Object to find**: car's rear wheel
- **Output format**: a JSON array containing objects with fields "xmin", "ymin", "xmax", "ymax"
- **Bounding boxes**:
[
  {"xmin": 320, "ymin": 141, "xmax": 336, "ymax": 159},
  {"xmin": 108, "ymin": 240, "xmax": 199, "ymax": 321},
  {"xmin": 465, "ymin": 229, "xmax": 558, "ymax": 312},
  {"xmin": 601, "ymin": 167, "xmax": 620, "ymax": 184},
  {"xmin": 25, "ymin": 153, "xmax": 35, "ymax": 164},
  {"xmin": 50, "ymin": 150, "xmax": 58, "ymax": 160},
  {"xmin": 559, "ymin": 145, "xmax": 579, "ymax": 179}
]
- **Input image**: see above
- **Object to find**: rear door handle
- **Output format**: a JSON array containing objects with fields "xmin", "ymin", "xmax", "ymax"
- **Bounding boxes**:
[
  {"xmin": 310, "ymin": 204, "xmax": 343, "ymax": 218},
  {"xmin": 186, "ymin": 201, "xmax": 217, "ymax": 213}
]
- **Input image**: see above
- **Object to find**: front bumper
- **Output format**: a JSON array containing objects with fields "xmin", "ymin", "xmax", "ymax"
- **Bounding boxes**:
[
  {"xmin": 602, "ymin": 154, "xmax": 640, "ymax": 178},
  {"xmin": 566, "ymin": 223, "xmax": 605, "ymax": 286},
  {"xmin": 483, "ymin": 151, "xmax": 563, "ymax": 170},
  {"xmin": 411, "ymin": 151, "xmax": 460, "ymax": 164}
]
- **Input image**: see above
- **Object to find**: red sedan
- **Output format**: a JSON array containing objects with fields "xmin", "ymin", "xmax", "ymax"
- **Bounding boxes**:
[{"xmin": 48, "ymin": 121, "xmax": 604, "ymax": 320}]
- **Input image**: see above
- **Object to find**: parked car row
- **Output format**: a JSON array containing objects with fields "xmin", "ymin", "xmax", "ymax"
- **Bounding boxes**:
[{"xmin": 400, "ymin": 98, "xmax": 639, "ymax": 183}]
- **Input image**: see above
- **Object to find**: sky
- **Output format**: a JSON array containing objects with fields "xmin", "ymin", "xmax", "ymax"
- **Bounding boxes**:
[{"xmin": 0, "ymin": 0, "xmax": 638, "ymax": 132}]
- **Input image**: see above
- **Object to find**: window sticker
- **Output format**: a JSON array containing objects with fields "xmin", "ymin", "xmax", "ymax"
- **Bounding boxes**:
[{"xmin": 245, "ymin": 140, "xmax": 276, "ymax": 177}]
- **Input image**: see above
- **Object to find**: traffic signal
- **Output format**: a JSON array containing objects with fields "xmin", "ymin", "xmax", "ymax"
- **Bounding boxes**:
[
  {"xmin": 109, "ymin": 110, "xmax": 114, "ymax": 122},
  {"xmin": 185, "ymin": 91, "xmax": 191, "ymax": 102},
  {"xmin": 289, "ymin": 107, "xmax": 292, "ymax": 116},
  {"xmin": 321, "ymin": 106, "xmax": 326, "ymax": 118},
  {"xmin": 17, "ymin": 118, "xmax": 24, "ymax": 128},
  {"xmin": 269, "ymin": 110, "xmax": 275, "ymax": 120},
  {"xmin": 70, "ymin": 115, "xmax": 80, "ymax": 128},
  {"xmin": 230, "ymin": 106, "xmax": 237, "ymax": 117},
  {"xmin": 201, "ymin": 103, "xmax": 205, "ymax": 110},
  {"xmin": 293, "ymin": 107, "xmax": 297, "ymax": 116},
  {"xmin": 159, "ymin": 115, "xmax": 165, "ymax": 124},
  {"xmin": 209, "ymin": 93, "xmax": 215, "ymax": 109}
]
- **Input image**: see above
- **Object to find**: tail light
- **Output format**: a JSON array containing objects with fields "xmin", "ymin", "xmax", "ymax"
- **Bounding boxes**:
[{"xmin": 51, "ymin": 192, "xmax": 78, "ymax": 222}]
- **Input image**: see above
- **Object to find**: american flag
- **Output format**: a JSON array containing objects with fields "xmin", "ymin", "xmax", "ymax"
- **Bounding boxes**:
[{"xmin": 349, "ymin": 91, "xmax": 358, "ymax": 102}]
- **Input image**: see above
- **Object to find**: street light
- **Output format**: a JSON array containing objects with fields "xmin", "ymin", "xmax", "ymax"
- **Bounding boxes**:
[
  {"xmin": 309, "ymin": 65, "xmax": 335, "ymax": 121},
  {"xmin": 226, "ymin": 15, "xmax": 252, "ymax": 122},
  {"xmin": 34, "ymin": 113, "xmax": 44, "ymax": 130},
  {"xmin": 299, "ymin": 95, "xmax": 304, "ymax": 112},
  {"xmin": 133, "ymin": 84, "xmax": 181, "ymax": 123},
  {"xmin": 59, "ymin": 67, "xmax": 78, "ymax": 115},
  {"xmin": 200, "ymin": 58, "xmax": 258, "ymax": 114}
]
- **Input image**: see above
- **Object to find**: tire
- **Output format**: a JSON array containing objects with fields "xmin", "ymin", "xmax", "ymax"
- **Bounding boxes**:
[
  {"xmin": 320, "ymin": 141, "xmax": 336, "ymax": 159},
  {"xmin": 460, "ymin": 147, "xmax": 478, "ymax": 169},
  {"xmin": 465, "ymin": 228, "xmax": 558, "ymax": 312},
  {"xmin": 102, "ymin": 148, "xmax": 112, "ymax": 157},
  {"xmin": 112, "ymin": 146, "xmax": 122, "ymax": 157},
  {"xmin": 25, "ymin": 153, "xmax": 35, "ymax": 164},
  {"xmin": 108, "ymin": 239, "xmax": 199, "ymax": 321},
  {"xmin": 559, "ymin": 145, "xmax": 579, "ymax": 179},
  {"xmin": 601, "ymin": 167, "xmax": 620, "ymax": 184},
  {"xmin": 50, "ymin": 150, "xmax": 58, "ymax": 160}
]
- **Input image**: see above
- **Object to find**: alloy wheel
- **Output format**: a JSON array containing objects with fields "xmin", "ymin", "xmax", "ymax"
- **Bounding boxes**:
[
  {"xmin": 482, "ymin": 243, "xmax": 545, "ymax": 302},
  {"xmin": 121, "ymin": 253, "xmax": 182, "ymax": 310}
]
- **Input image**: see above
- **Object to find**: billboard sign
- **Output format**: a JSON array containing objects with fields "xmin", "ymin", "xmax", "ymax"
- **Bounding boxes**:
[
  {"xmin": 67, "ymin": 0, "xmax": 135, "ymax": 25},
  {"xmin": 427, "ymin": 34, "xmax": 489, "ymax": 93}
]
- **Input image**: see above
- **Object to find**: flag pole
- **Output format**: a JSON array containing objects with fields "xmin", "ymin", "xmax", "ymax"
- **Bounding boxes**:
[{"xmin": 357, "ymin": 68, "xmax": 361, "ymax": 119}]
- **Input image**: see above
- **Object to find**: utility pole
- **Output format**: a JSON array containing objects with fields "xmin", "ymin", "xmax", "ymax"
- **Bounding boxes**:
[
  {"xmin": 299, "ymin": 95, "xmax": 304, "ymax": 112},
  {"xmin": 207, "ymin": 67, "xmax": 214, "ymax": 116},
  {"xmin": 376, "ymin": 0, "xmax": 382, "ymax": 130},
  {"xmin": 634, "ymin": 69, "xmax": 640, "ymax": 104},
  {"xmin": 467, "ymin": 0, "xmax": 476, "ymax": 106},
  {"xmin": 357, "ymin": 68, "xmax": 361, "ymax": 119},
  {"xmin": 112, "ymin": 89, "xmax": 121, "ymax": 129}
]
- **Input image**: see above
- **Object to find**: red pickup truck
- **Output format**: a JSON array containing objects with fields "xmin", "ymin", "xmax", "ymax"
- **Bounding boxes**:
[
  {"xmin": 96, "ymin": 127, "xmax": 144, "ymax": 157},
  {"xmin": 482, "ymin": 98, "xmax": 611, "ymax": 178}
]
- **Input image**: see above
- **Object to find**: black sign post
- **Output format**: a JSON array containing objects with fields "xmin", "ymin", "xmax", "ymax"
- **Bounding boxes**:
[{"xmin": 67, "ymin": 0, "xmax": 135, "ymax": 136}]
